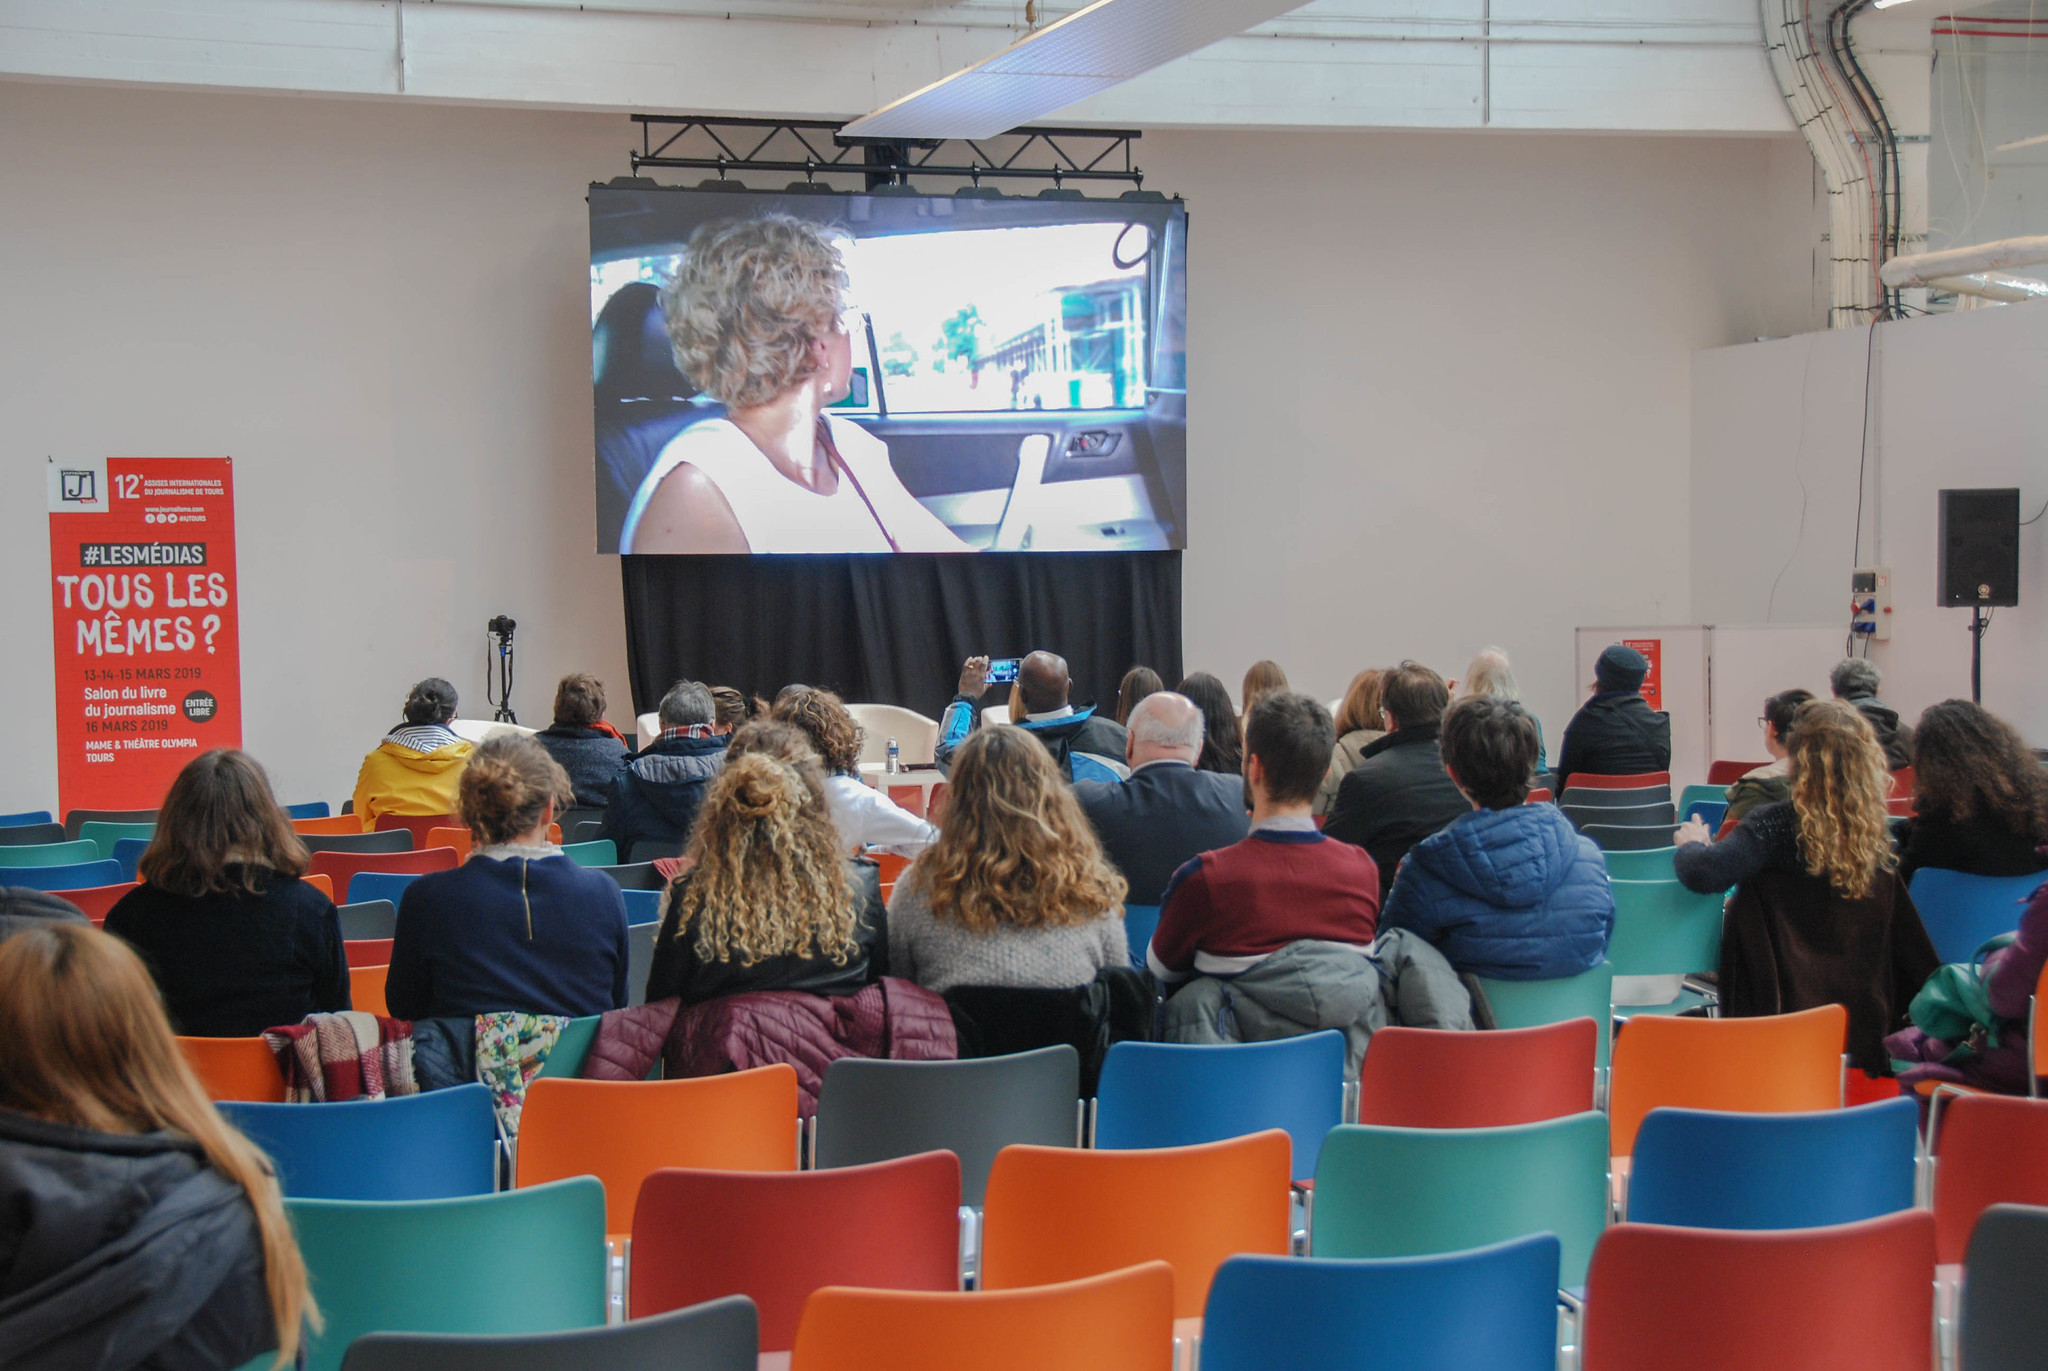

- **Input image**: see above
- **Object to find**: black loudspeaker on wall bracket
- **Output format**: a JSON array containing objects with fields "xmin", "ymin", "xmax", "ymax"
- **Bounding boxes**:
[{"xmin": 1938, "ymin": 488, "xmax": 2021, "ymax": 705}]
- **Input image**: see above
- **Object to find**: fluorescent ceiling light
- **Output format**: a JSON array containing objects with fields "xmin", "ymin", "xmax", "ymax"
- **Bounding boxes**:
[
  {"xmin": 1871, "ymin": 0, "xmax": 1915, "ymax": 8},
  {"xmin": 1993, "ymin": 132, "xmax": 2048, "ymax": 154}
]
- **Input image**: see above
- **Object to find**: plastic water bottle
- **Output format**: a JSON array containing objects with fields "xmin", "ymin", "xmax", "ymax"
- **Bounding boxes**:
[{"xmin": 886, "ymin": 737, "xmax": 900, "ymax": 775}]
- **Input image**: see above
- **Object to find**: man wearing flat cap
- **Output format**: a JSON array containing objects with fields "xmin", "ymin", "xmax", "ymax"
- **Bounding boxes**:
[{"xmin": 1552, "ymin": 644, "xmax": 1671, "ymax": 794}]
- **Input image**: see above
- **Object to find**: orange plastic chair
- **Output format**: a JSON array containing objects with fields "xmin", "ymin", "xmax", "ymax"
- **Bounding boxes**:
[
  {"xmin": 345, "ymin": 937, "xmax": 394, "ymax": 969},
  {"xmin": 516, "ymin": 1065, "xmax": 800, "ymax": 1235},
  {"xmin": 980, "ymin": 1131, "xmax": 1291, "ymax": 1319},
  {"xmin": 886, "ymin": 784, "xmax": 927, "ymax": 819},
  {"xmin": 1608, "ymin": 1004, "xmax": 1845, "ymax": 1156},
  {"xmin": 426, "ymin": 826, "xmax": 473, "ymax": 859},
  {"xmin": 179, "ymin": 1036, "xmax": 288, "ymax": 1103},
  {"xmin": 305, "ymin": 846, "xmax": 460, "ymax": 902},
  {"xmin": 1356, "ymin": 1020, "xmax": 1597, "ymax": 1128},
  {"xmin": 51, "ymin": 881, "xmax": 138, "ymax": 924},
  {"xmin": 1932, "ymin": 1094, "xmax": 2048, "ymax": 1264},
  {"xmin": 303, "ymin": 873, "xmax": 333, "ymax": 901},
  {"xmin": 791, "ymin": 1260, "xmax": 1175, "ymax": 1371},
  {"xmin": 867, "ymin": 851, "xmax": 912, "ymax": 899},
  {"xmin": 292, "ymin": 814, "xmax": 364, "ymax": 835},
  {"xmin": 350, "ymin": 963, "xmax": 390, "ymax": 1017},
  {"xmin": 373, "ymin": 813, "xmax": 462, "ymax": 847},
  {"xmin": 1581, "ymin": 1210, "xmax": 1936, "ymax": 1371},
  {"xmin": 630, "ymin": 1152, "xmax": 961, "ymax": 1349},
  {"xmin": 1569, "ymin": 772, "xmax": 1672, "ymax": 791}
]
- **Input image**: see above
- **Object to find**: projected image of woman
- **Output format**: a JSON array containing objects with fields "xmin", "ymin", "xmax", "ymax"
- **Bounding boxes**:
[{"xmin": 619, "ymin": 215, "xmax": 970, "ymax": 555}]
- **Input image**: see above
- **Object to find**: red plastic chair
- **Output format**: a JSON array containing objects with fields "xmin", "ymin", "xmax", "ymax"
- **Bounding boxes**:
[
  {"xmin": 1932, "ymin": 1094, "xmax": 2048, "ymax": 1264},
  {"xmin": 886, "ymin": 785, "xmax": 927, "ymax": 819},
  {"xmin": 1569, "ymin": 772, "xmax": 1672, "ymax": 791},
  {"xmin": 630, "ymin": 1151, "xmax": 961, "ymax": 1350},
  {"xmin": 52, "ymin": 881, "xmax": 138, "ymax": 925},
  {"xmin": 1524, "ymin": 788, "xmax": 1554, "ymax": 805},
  {"xmin": 305, "ymin": 846, "xmax": 459, "ymax": 900},
  {"xmin": 928, "ymin": 782, "xmax": 950, "ymax": 825},
  {"xmin": 374, "ymin": 813, "xmax": 462, "ymax": 848},
  {"xmin": 1355, "ymin": 1021, "xmax": 1597, "ymax": 1128},
  {"xmin": 1581, "ymin": 1210, "xmax": 1936, "ymax": 1371},
  {"xmin": 1889, "ymin": 766, "xmax": 1916, "ymax": 798},
  {"xmin": 346, "ymin": 938, "xmax": 394, "ymax": 968},
  {"xmin": 1706, "ymin": 760, "xmax": 1766, "ymax": 786}
]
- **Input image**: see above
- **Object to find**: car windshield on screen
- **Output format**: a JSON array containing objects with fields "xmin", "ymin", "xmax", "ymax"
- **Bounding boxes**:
[{"xmin": 847, "ymin": 222, "xmax": 1150, "ymax": 414}]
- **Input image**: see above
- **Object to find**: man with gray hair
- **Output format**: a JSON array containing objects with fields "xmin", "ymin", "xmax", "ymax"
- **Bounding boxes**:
[
  {"xmin": 1830, "ymin": 658, "xmax": 1913, "ymax": 770},
  {"xmin": 1074, "ymin": 691, "xmax": 1251, "ymax": 907},
  {"xmin": 598, "ymin": 678, "xmax": 729, "ymax": 862}
]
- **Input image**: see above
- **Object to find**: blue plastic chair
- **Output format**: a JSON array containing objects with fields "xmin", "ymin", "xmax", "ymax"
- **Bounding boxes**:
[
  {"xmin": 1684, "ymin": 799, "xmax": 1728, "ymax": 830},
  {"xmin": 220, "ymin": 1084, "xmax": 497, "ymax": 1200},
  {"xmin": 1121, "ymin": 904, "xmax": 1160, "ymax": 968},
  {"xmin": 287, "ymin": 801, "xmax": 332, "ymax": 819},
  {"xmin": 1201, "ymin": 1236, "xmax": 1562, "ymax": 1371},
  {"xmin": 0, "ymin": 838, "xmax": 102, "ymax": 868},
  {"xmin": 558, "ymin": 839, "xmax": 617, "ymax": 867},
  {"xmin": 1094, "ymin": 1033, "xmax": 1345, "ymax": 1181},
  {"xmin": 1909, "ymin": 868, "xmax": 2048, "ymax": 966},
  {"xmin": 112, "ymin": 837, "xmax": 150, "ymax": 882},
  {"xmin": 349, "ymin": 870, "xmax": 426, "ymax": 906},
  {"xmin": 0, "ymin": 809, "xmax": 53, "ymax": 827},
  {"xmin": 1627, "ymin": 1098, "xmax": 1919, "ymax": 1230},
  {"xmin": 622, "ymin": 889, "xmax": 661, "ymax": 926},
  {"xmin": 5, "ymin": 859, "xmax": 124, "ymax": 892}
]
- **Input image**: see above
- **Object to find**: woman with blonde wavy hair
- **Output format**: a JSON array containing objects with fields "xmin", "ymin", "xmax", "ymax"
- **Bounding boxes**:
[
  {"xmin": 1674, "ymin": 699, "xmax": 1937, "ymax": 1075},
  {"xmin": 620, "ymin": 214, "xmax": 970, "ymax": 555},
  {"xmin": 643, "ymin": 720, "xmax": 887, "ymax": 1005},
  {"xmin": 890, "ymin": 726, "xmax": 1128, "ymax": 994},
  {"xmin": 0, "ymin": 924, "xmax": 314, "ymax": 1370}
]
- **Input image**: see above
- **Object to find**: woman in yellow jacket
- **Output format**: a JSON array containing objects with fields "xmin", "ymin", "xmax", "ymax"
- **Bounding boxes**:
[{"xmin": 353, "ymin": 678, "xmax": 473, "ymax": 830}]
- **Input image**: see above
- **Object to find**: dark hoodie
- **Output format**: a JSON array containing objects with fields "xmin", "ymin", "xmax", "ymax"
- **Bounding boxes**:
[
  {"xmin": 533, "ymin": 723, "xmax": 630, "ymax": 808},
  {"xmin": 0, "ymin": 1110, "xmax": 277, "ymax": 1371},
  {"xmin": 0, "ymin": 889, "xmax": 88, "ymax": 944},
  {"xmin": 596, "ymin": 731, "xmax": 729, "ymax": 863},
  {"xmin": 1553, "ymin": 691, "xmax": 1672, "ymax": 794},
  {"xmin": 1843, "ymin": 695, "xmax": 1914, "ymax": 771}
]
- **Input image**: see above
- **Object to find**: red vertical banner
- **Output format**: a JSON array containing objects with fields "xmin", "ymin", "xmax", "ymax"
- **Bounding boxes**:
[
  {"xmin": 47, "ymin": 457, "xmax": 242, "ymax": 814},
  {"xmin": 1621, "ymin": 637, "xmax": 1664, "ymax": 713}
]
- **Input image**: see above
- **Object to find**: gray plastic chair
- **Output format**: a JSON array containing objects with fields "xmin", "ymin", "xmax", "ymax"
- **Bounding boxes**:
[
  {"xmin": 302, "ymin": 829, "xmax": 414, "ymax": 856},
  {"xmin": 570, "ymin": 820, "xmax": 604, "ymax": 843},
  {"xmin": 336, "ymin": 899, "xmax": 398, "ymax": 941},
  {"xmin": 557, "ymin": 805, "xmax": 604, "ymax": 837},
  {"xmin": 1581, "ymin": 822, "xmax": 1682, "ymax": 852},
  {"xmin": 340, "ymin": 1294, "xmax": 756, "ymax": 1371},
  {"xmin": 1959, "ymin": 1203, "xmax": 2048, "ymax": 1371},
  {"xmin": 626, "ymin": 920, "xmax": 658, "ymax": 1007},
  {"xmin": 1562, "ymin": 802, "xmax": 1676, "ymax": 833},
  {"xmin": 596, "ymin": 862, "xmax": 667, "ymax": 891},
  {"xmin": 628, "ymin": 839, "xmax": 683, "ymax": 865},
  {"xmin": 1559, "ymin": 786, "xmax": 1672, "ymax": 810},
  {"xmin": 0, "ymin": 823, "xmax": 67, "ymax": 847},
  {"xmin": 814, "ymin": 1046, "xmax": 1080, "ymax": 1207},
  {"xmin": 62, "ymin": 807, "xmax": 157, "ymax": 841}
]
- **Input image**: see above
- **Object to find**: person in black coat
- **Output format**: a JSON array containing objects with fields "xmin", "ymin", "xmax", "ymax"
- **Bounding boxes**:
[
  {"xmin": 1831, "ymin": 658, "xmax": 1914, "ymax": 772},
  {"xmin": 104, "ymin": 749, "xmax": 349, "ymax": 1038},
  {"xmin": 1323, "ymin": 661, "xmax": 1470, "ymax": 879},
  {"xmin": 1894, "ymin": 699, "xmax": 2048, "ymax": 885},
  {"xmin": 1074, "ymin": 691, "xmax": 1250, "ymax": 906},
  {"xmin": 1552, "ymin": 644, "xmax": 1672, "ymax": 793},
  {"xmin": 533, "ymin": 672, "xmax": 631, "ymax": 808},
  {"xmin": 597, "ymin": 679, "xmax": 730, "ymax": 863}
]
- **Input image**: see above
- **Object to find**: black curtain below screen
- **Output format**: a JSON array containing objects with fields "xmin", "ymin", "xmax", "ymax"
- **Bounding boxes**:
[{"xmin": 622, "ymin": 553, "xmax": 1182, "ymax": 725}]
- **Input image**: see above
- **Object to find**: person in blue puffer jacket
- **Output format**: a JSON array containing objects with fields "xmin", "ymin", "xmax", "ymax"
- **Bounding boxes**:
[{"xmin": 1378, "ymin": 694, "xmax": 1614, "ymax": 980}]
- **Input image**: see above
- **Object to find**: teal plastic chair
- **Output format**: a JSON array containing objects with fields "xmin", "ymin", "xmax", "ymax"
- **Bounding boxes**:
[
  {"xmin": 1908, "ymin": 868, "xmax": 2047, "ymax": 966},
  {"xmin": 111, "ymin": 837, "xmax": 151, "ymax": 883},
  {"xmin": 537, "ymin": 1016, "xmax": 601, "ymax": 1079},
  {"xmin": 287, "ymin": 801, "xmax": 332, "ymax": 819},
  {"xmin": 0, "ymin": 809, "xmax": 54, "ymax": 827},
  {"xmin": 288, "ymin": 1178, "xmax": 607, "ymax": 1371},
  {"xmin": 1312, "ymin": 1111, "xmax": 1610, "ymax": 1288},
  {"xmin": 1676, "ymin": 783, "xmax": 1724, "ymax": 817},
  {"xmin": 1121, "ymin": 904, "xmax": 1160, "ymax": 968},
  {"xmin": 1476, "ymin": 962, "xmax": 1616, "ymax": 1069},
  {"xmin": 78, "ymin": 819, "xmax": 155, "ymax": 862},
  {"xmin": 1602, "ymin": 847, "xmax": 1677, "ymax": 881},
  {"xmin": 348, "ymin": 871, "xmax": 426, "ymax": 906},
  {"xmin": 7, "ymin": 859, "xmax": 124, "ymax": 892},
  {"xmin": 559, "ymin": 840, "xmax": 617, "ymax": 868},
  {"xmin": 1607, "ymin": 879, "xmax": 1724, "ymax": 1009},
  {"xmin": 0, "ymin": 838, "xmax": 102, "ymax": 868}
]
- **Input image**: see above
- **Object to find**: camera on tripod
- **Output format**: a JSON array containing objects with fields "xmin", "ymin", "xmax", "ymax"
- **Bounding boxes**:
[
  {"xmin": 486, "ymin": 615, "xmax": 517, "ymax": 722},
  {"xmin": 487, "ymin": 615, "xmax": 517, "ymax": 639}
]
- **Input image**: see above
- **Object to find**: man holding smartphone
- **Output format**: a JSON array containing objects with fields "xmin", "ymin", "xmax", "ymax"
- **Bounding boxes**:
[{"xmin": 936, "ymin": 653, "xmax": 1129, "ymax": 785}]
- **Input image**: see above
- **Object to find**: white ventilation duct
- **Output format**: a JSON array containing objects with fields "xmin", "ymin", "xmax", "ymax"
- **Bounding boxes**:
[{"xmin": 1878, "ymin": 235, "xmax": 2048, "ymax": 290}]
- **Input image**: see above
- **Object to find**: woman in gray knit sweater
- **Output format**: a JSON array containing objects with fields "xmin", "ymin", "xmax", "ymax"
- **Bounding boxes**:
[{"xmin": 888, "ymin": 727, "xmax": 1128, "ymax": 993}]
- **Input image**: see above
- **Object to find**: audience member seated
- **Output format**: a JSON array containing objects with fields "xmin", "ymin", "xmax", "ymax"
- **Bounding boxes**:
[
  {"xmin": 1894, "ymin": 699, "xmax": 2048, "ymax": 884},
  {"xmin": 106, "ymin": 749, "xmax": 349, "ymax": 1037},
  {"xmin": 1323, "ymin": 661, "xmax": 1469, "ymax": 877},
  {"xmin": 1072, "ymin": 692, "xmax": 1250, "ymax": 908},
  {"xmin": 709, "ymin": 684, "xmax": 752, "ymax": 733},
  {"xmin": 597, "ymin": 678, "xmax": 729, "ymax": 862},
  {"xmin": 1552, "ymin": 644, "xmax": 1671, "ymax": 793},
  {"xmin": 386, "ymin": 736, "xmax": 628, "ymax": 1020},
  {"xmin": 1378, "ymin": 696, "xmax": 1613, "ymax": 980},
  {"xmin": 774, "ymin": 686, "xmax": 936, "ymax": 855},
  {"xmin": 351, "ymin": 676, "xmax": 472, "ymax": 830},
  {"xmin": 1178, "ymin": 671, "xmax": 1244, "ymax": 776},
  {"xmin": 1315, "ymin": 668, "xmax": 1386, "ymax": 817},
  {"xmin": 1114, "ymin": 664, "xmax": 1164, "ymax": 727},
  {"xmin": 1673, "ymin": 700, "xmax": 1937, "ymax": 1075},
  {"xmin": 1831, "ymin": 657, "xmax": 1913, "ymax": 771},
  {"xmin": 645, "ymin": 724, "xmax": 887, "ymax": 1004},
  {"xmin": 0, "ymin": 888, "xmax": 89, "ymax": 941},
  {"xmin": 0, "ymin": 923, "xmax": 311, "ymax": 1371},
  {"xmin": 533, "ymin": 671, "xmax": 630, "ymax": 808},
  {"xmin": 1456, "ymin": 646, "xmax": 1547, "ymax": 773},
  {"xmin": 936, "ymin": 652, "xmax": 1129, "ymax": 783},
  {"xmin": 1150, "ymin": 693, "xmax": 1381, "ymax": 985},
  {"xmin": 1724, "ymin": 688, "xmax": 1812, "ymax": 825},
  {"xmin": 891, "ymin": 727, "xmax": 1127, "ymax": 993},
  {"xmin": 1240, "ymin": 658, "xmax": 1289, "ymax": 715},
  {"xmin": 1892, "ymin": 877, "xmax": 2048, "ymax": 1095}
]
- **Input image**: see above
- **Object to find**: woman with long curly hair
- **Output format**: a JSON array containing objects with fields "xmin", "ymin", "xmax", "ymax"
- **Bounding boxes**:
[
  {"xmin": 1673, "ymin": 699, "xmax": 1938, "ymax": 1074},
  {"xmin": 1896, "ymin": 699, "xmax": 2048, "ymax": 884},
  {"xmin": 0, "ymin": 924, "xmax": 314, "ymax": 1370},
  {"xmin": 773, "ymin": 686, "xmax": 936, "ymax": 856},
  {"xmin": 889, "ymin": 727, "xmax": 1127, "ymax": 994},
  {"xmin": 643, "ymin": 720, "xmax": 887, "ymax": 1005}
]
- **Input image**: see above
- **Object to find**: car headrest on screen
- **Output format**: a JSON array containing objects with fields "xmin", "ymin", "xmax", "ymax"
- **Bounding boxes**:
[{"xmin": 594, "ymin": 281, "xmax": 695, "ymax": 404}]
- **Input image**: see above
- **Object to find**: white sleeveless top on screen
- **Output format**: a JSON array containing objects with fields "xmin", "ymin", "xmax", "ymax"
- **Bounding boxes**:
[{"xmin": 621, "ymin": 414, "xmax": 901, "ymax": 555}]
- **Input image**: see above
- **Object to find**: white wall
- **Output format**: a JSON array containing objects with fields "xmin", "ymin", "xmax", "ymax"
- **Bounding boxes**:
[
  {"xmin": 0, "ymin": 80, "xmax": 1825, "ymax": 813},
  {"xmin": 1691, "ymin": 304, "xmax": 2048, "ymax": 744}
]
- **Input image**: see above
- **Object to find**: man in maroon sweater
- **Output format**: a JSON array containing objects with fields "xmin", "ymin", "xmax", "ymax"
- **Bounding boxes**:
[{"xmin": 1147, "ymin": 691, "xmax": 1382, "ymax": 985}]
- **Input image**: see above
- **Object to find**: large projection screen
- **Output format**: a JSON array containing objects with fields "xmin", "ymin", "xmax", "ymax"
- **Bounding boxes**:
[{"xmin": 591, "ymin": 185, "xmax": 1187, "ymax": 556}]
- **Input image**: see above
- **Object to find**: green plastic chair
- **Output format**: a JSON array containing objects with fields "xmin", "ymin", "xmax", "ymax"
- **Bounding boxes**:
[
  {"xmin": 1607, "ymin": 879, "xmax": 1725, "ymax": 1009},
  {"xmin": 1312, "ymin": 1112, "xmax": 1610, "ymax": 1288},
  {"xmin": 1478, "ymin": 962, "xmax": 1615, "ymax": 1069},
  {"xmin": 1602, "ymin": 847, "xmax": 1677, "ymax": 881},
  {"xmin": 77, "ymin": 820, "xmax": 156, "ymax": 862},
  {"xmin": 287, "ymin": 1178, "xmax": 607, "ymax": 1371},
  {"xmin": 0, "ymin": 838, "xmax": 101, "ymax": 868},
  {"xmin": 559, "ymin": 840, "xmax": 617, "ymax": 868},
  {"xmin": 1675, "ymin": 783, "xmax": 1724, "ymax": 817},
  {"xmin": 536, "ymin": 1016, "xmax": 601, "ymax": 1080}
]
